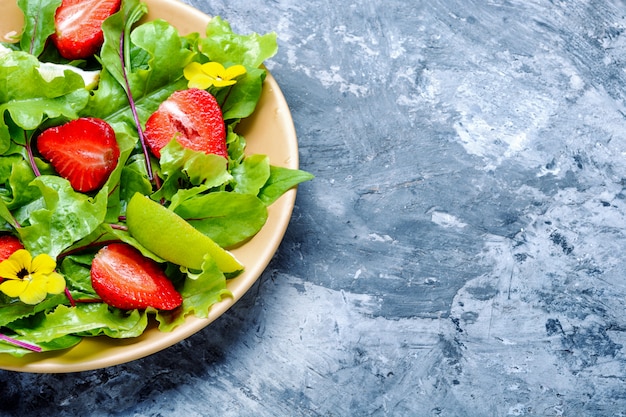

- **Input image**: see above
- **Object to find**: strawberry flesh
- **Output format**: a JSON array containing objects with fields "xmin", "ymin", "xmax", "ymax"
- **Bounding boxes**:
[
  {"xmin": 37, "ymin": 117, "xmax": 120, "ymax": 193},
  {"xmin": 52, "ymin": 0, "xmax": 122, "ymax": 60},
  {"xmin": 144, "ymin": 88, "xmax": 228, "ymax": 159},
  {"xmin": 91, "ymin": 243, "xmax": 183, "ymax": 311},
  {"xmin": 0, "ymin": 235, "xmax": 23, "ymax": 262}
]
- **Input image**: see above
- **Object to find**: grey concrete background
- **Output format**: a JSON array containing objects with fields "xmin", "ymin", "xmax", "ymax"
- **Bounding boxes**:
[{"xmin": 3, "ymin": 0, "xmax": 626, "ymax": 415}]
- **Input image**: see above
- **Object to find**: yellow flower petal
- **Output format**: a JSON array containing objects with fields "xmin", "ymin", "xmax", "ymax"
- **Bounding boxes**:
[
  {"xmin": 224, "ymin": 64, "xmax": 246, "ymax": 79},
  {"xmin": 31, "ymin": 253, "xmax": 57, "ymax": 275},
  {"xmin": 0, "ymin": 279, "xmax": 28, "ymax": 298},
  {"xmin": 18, "ymin": 281, "xmax": 47, "ymax": 305},
  {"xmin": 183, "ymin": 62, "xmax": 203, "ymax": 81},
  {"xmin": 11, "ymin": 249, "xmax": 32, "ymax": 270},
  {"xmin": 211, "ymin": 78, "xmax": 236, "ymax": 87},
  {"xmin": 0, "ymin": 259, "xmax": 20, "ymax": 280},
  {"xmin": 201, "ymin": 61, "xmax": 227, "ymax": 78},
  {"xmin": 0, "ymin": 249, "xmax": 31, "ymax": 279},
  {"xmin": 45, "ymin": 272, "xmax": 66, "ymax": 295},
  {"xmin": 188, "ymin": 74, "xmax": 214, "ymax": 90},
  {"xmin": 184, "ymin": 61, "xmax": 247, "ymax": 90}
]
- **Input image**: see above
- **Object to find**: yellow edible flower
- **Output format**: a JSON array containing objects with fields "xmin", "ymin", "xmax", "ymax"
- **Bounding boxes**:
[
  {"xmin": 184, "ymin": 62, "xmax": 247, "ymax": 89},
  {"xmin": 0, "ymin": 249, "xmax": 66, "ymax": 305}
]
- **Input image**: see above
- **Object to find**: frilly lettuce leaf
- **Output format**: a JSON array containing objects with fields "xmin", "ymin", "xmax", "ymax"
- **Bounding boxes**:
[
  {"xmin": 10, "ymin": 303, "xmax": 148, "ymax": 342},
  {"xmin": 0, "ymin": 50, "xmax": 90, "ymax": 151},
  {"xmin": 15, "ymin": 176, "xmax": 109, "ymax": 257},
  {"xmin": 201, "ymin": 16, "xmax": 277, "ymax": 69},
  {"xmin": 156, "ymin": 255, "xmax": 230, "ymax": 332}
]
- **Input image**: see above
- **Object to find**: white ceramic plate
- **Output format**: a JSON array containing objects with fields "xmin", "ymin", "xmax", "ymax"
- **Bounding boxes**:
[{"xmin": 0, "ymin": 0, "xmax": 299, "ymax": 373}]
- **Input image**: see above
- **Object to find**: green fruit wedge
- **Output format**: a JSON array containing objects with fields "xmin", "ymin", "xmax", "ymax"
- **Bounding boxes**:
[{"xmin": 126, "ymin": 193, "xmax": 244, "ymax": 273}]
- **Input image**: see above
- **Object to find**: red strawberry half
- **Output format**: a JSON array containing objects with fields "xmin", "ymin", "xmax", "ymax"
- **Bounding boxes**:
[
  {"xmin": 91, "ymin": 243, "xmax": 183, "ymax": 311},
  {"xmin": 0, "ymin": 235, "xmax": 23, "ymax": 262},
  {"xmin": 37, "ymin": 117, "xmax": 120, "ymax": 193},
  {"xmin": 143, "ymin": 88, "xmax": 228, "ymax": 159},
  {"xmin": 0, "ymin": 235, "xmax": 23, "ymax": 284},
  {"xmin": 51, "ymin": 0, "xmax": 122, "ymax": 60}
]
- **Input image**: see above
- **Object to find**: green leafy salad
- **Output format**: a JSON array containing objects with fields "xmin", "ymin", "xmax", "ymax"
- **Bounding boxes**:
[{"xmin": 0, "ymin": 0, "xmax": 312, "ymax": 357}]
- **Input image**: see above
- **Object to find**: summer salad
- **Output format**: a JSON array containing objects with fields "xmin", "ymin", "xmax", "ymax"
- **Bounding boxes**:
[{"xmin": 0, "ymin": 0, "xmax": 312, "ymax": 356}]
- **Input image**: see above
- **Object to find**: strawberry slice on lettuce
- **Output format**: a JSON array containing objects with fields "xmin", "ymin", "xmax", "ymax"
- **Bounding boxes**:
[
  {"xmin": 91, "ymin": 243, "xmax": 183, "ymax": 311},
  {"xmin": 143, "ymin": 88, "xmax": 228, "ymax": 159},
  {"xmin": 51, "ymin": 0, "xmax": 122, "ymax": 60},
  {"xmin": 36, "ymin": 117, "xmax": 120, "ymax": 193}
]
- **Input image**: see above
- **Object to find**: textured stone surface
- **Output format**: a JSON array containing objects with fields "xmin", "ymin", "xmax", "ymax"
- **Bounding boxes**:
[{"xmin": 3, "ymin": 0, "xmax": 626, "ymax": 415}]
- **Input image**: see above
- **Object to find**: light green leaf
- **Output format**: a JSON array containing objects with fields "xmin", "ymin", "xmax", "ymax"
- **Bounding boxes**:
[
  {"xmin": 156, "ymin": 255, "xmax": 230, "ymax": 332},
  {"xmin": 231, "ymin": 153, "xmax": 270, "ymax": 195},
  {"xmin": 16, "ymin": 176, "xmax": 109, "ymax": 257},
  {"xmin": 258, "ymin": 166, "xmax": 315, "ymax": 206},
  {"xmin": 201, "ymin": 16, "xmax": 277, "ymax": 68},
  {"xmin": 173, "ymin": 191, "xmax": 268, "ymax": 248}
]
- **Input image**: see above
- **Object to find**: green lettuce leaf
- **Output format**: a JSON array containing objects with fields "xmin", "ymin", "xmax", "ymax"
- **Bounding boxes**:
[
  {"xmin": 160, "ymin": 140, "xmax": 232, "ymax": 188},
  {"xmin": 10, "ymin": 303, "xmax": 148, "ymax": 342},
  {"xmin": 231, "ymin": 153, "xmax": 270, "ymax": 195},
  {"xmin": 89, "ymin": 2, "xmax": 193, "ymax": 125},
  {"xmin": 173, "ymin": 191, "xmax": 268, "ymax": 248},
  {"xmin": 258, "ymin": 166, "xmax": 315, "ymax": 206},
  {"xmin": 0, "ymin": 50, "xmax": 90, "ymax": 150},
  {"xmin": 201, "ymin": 17, "xmax": 277, "ymax": 69},
  {"xmin": 156, "ymin": 256, "xmax": 230, "ymax": 332},
  {"xmin": 16, "ymin": 176, "xmax": 109, "ymax": 257}
]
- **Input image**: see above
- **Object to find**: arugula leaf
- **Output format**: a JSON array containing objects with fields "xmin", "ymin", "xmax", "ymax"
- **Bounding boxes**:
[
  {"xmin": 17, "ymin": 0, "xmax": 62, "ymax": 56},
  {"xmin": 258, "ymin": 166, "xmax": 315, "ymax": 206},
  {"xmin": 173, "ymin": 191, "xmax": 268, "ymax": 248},
  {"xmin": 0, "ymin": 334, "xmax": 80, "ymax": 357},
  {"xmin": 231, "ymin": 153, "xmax": 270, "ymax": 195}
]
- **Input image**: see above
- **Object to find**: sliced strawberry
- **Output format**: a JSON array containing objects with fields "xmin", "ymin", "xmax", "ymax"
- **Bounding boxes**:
[
  {"xmin": 91, "ymin": 243, "xmax": 182, "ymax": 311},
  {"xmin": 51, "ymin": 0, "xmax": 122, "ymax": 60},
  {"xmin": 0, "ymin": 235, "xmax": 24, "ymax": 284},
  {"xmin": 37, "ymin": 117, "xmax": 120, "ymax": 193},
  {"xmin": 0, "ymin": 235, "xmax": 24, "ymax": 262},
  {"xmin": 144, "ymin": 88, "xmax": 228, "ymax": 159}
]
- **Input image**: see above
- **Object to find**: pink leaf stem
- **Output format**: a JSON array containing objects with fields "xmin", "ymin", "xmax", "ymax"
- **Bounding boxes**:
[{"xmin": 0, "ymin": 333, "xmax": 42, "ymax": 352}]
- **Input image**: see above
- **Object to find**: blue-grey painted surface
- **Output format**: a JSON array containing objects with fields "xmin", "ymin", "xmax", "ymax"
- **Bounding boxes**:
[{"xmin": 3, "ymin": 0, "xmax": 626, "ymax": 415}]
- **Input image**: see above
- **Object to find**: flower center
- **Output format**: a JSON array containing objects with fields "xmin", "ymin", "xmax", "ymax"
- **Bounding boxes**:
[{"xmin": 17, "ymin": 268, "xmax": 31, "ymax": 280}]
